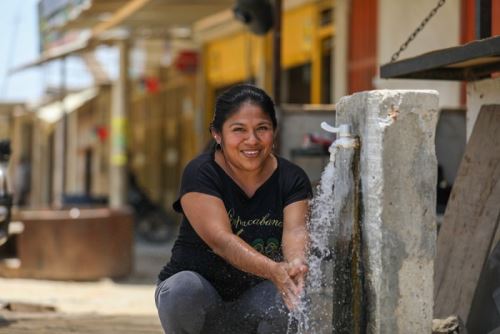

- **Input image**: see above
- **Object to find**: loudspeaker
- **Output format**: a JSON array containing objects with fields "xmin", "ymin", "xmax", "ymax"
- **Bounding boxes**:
[{"xmin": 233, "ymin": 0, "xmax": 274, "ymax": 35}]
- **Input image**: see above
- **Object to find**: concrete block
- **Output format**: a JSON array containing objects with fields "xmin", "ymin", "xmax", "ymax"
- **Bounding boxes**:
[{"xmin": 336, "ymin": 90, "xmax": 439, "ymax": 333}]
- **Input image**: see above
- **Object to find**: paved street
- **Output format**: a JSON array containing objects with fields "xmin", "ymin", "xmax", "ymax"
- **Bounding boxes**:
[
  {"xmin": 0, "ymin": 238, "xmax": 171, "ymax": 333},
  {"xmin": 0, "ymin": 314, "xmax": 162, "ymax": 334}
]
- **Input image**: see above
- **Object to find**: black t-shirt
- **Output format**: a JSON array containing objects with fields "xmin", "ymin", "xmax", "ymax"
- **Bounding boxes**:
[{"xmin": 158, "ymin": 152, "xmax": 312, "ymax": 301}]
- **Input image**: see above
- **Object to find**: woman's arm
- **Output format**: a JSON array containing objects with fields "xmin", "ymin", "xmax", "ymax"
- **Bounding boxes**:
[
  {"xmin": 282, "ymin": 199, "xmax": 309, "ymax": 262},
  {"xmin": 180, "ymin": 192, "xmax": 301, "ymax": 309},
  {"xmin": 282, "ymin": 199, "xmax": 310, "ymax": 290}
]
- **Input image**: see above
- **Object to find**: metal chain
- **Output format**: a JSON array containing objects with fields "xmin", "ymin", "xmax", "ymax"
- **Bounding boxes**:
[{"xmin": 390, "ymin": 0, "xmax": 447, "ymax": 62}]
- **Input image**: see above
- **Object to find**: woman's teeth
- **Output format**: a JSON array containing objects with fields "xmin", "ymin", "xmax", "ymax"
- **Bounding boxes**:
[{"xmin": 242, "ymin": 150, "xmax": 259, "ymax": 157}]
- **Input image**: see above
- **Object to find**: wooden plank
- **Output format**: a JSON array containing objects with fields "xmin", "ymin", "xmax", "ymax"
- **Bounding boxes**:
[
  {"xmin": 434, "ymin": 105, "xmax": 500, "ymax": 320},
  {"xmin": 380, "ymin": 36, "xmax": 500, "ymax": 80},
  {"xmin": 91, "ymin": 0, "xmax": 152, "ymax": 38},
  {"xmin": 491, "ymin": 215, "xmax": 500, "ymax": 254}
]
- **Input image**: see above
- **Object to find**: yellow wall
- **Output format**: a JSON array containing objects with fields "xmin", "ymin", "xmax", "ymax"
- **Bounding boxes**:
[
  {"xmin": 205, "ymin": 32, "xmax": 264, "ymax": 88},
  {"xmin": 281, "ymin": 4, "xmax": 316, "ymax": 69},
  {"xmin": 203, "ymin": 1, "xmax": 333, "ymax": 105}
]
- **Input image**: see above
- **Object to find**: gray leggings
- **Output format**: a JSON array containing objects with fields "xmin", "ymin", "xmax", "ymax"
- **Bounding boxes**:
[{"xmin": 155, "ymin": 271, "xmax": 289, "ymax": 334}]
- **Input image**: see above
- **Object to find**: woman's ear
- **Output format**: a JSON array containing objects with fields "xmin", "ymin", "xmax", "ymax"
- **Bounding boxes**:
[{"xmin": 210, "ymin": 129, "xmax": 221, "ymax": 144}]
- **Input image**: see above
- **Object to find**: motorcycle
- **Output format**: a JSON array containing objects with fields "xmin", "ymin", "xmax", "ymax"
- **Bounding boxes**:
[
  {"xmin": 62, "ymin": 170, "xmax": 178, "ymax": 244},
  {"xmin": 127, "ymin": 170, "xmax": 178, "ymax": 243},
  {"xmin": 0, "ymin": 140, "xmax": 12, "ymax": 246}
]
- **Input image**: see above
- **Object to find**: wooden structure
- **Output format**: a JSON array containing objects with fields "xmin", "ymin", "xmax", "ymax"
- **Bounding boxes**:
[
  {"xmin": 380, "ymin": 36, "xmax": 500, "ymax": 81},
  {"xmin": 434, "ymin": 105, "xmax": 500, "ymax": 323},
  {"xmin": 0, "ymin": 208, "xmax": 133, "ymax": 280}
]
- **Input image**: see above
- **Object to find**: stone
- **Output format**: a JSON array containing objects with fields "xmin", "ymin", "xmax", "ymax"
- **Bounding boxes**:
[{"xmin": 432, "ymin": 315, "xmax": 467, "ymax": 334}]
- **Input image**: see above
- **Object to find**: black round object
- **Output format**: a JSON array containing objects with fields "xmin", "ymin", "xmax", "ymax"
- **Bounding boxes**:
[{"xmin": 233, "ymin": 0, "xmax": 274, "ymax": 35}]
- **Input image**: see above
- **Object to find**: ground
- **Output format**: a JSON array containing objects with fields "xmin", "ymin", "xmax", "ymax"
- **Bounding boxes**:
[{"xmin": 0, "ymin": 238, "xmax": 172, "ymax": 333}]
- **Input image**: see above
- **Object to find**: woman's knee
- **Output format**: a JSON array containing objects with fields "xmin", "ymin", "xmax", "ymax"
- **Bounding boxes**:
[
  {"xmin": 156, "ymin": 271, "xmax": 221, "ymax": 333},
  {"xmin": 156, "ymin": 271, "xmax": 219, "ymax": 314}
]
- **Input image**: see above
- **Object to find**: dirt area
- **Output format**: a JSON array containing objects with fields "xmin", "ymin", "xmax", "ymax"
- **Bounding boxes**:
[{"xmin": 0, "ymin": 238, "xmax": 172, "ymax": 333}]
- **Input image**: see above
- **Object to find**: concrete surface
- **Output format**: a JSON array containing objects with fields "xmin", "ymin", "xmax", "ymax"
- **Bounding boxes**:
[
  {"xmin": 336, "ymin": 90, "xmax": 439, "ymax": 333},
  {"xmin": 0, "ymin": 237, "xmax": 172, "ymax": 333}
]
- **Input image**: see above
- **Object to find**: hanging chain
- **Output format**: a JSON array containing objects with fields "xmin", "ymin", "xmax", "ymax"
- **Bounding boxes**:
[{"xmin": 390, "ymin": 0, "xmax": 447, "ymax": 62}]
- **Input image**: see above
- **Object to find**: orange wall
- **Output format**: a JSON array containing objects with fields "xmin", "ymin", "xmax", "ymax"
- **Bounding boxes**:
[
  {"xmin": 348, "ymin": 0, "xmax": 378, "ymax": 94},
  {"xmin": 460, "ymin": 0, "xmax": 500, "ymax": 105},
  {"xmin": 462, "ymin": 0, "xmax": 500, "ymax": 43},
  {"xmin": 493, "ymin": 0, "xmax": 500, "ymax": 35}
]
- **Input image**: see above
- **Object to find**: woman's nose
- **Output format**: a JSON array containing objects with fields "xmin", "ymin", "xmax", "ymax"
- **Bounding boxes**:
[{"xmin": 246, "ymin": 130, "xmax": 259, "ymax": 144}]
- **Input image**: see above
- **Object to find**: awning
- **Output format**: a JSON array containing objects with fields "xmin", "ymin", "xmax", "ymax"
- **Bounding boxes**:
[
  {"xmin": 37, "ymin": 87, "xmax": 99, "ymax": 124},
  {"xmin": 11, "ymin": 0, "xmax": 234, "ymax": 72},
  {"xmin": 10, "ymin": 38, "xmax": 91, "ymax": 73}
]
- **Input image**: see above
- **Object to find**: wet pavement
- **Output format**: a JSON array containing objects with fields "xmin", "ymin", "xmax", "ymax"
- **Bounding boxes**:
[{"xmin": 0, "ymin": 237, "xmax": 172, "ymax": 333}]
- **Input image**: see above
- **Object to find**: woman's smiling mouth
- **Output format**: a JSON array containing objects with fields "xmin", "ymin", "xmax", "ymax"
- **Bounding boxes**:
[{"xmin": 241, "ymin": 150, "xmax": 260, "ymax": 158}]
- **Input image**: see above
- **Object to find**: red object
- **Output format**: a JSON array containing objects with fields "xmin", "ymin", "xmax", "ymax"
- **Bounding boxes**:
[
  {"xmin": 96, "ymin": 126, "xmax": 108, "ymax": 142},
  {"xmin": 174, "ymin": 51, "xmax": 198, "ymax": 73},
  {"xmin": 144, "ymin": 77, "xmax": 160, "ymax": 93}
]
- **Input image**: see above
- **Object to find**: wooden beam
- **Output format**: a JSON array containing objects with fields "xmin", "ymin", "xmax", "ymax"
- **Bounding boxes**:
[
  {"xmin": 82, "ymin": 52, "xmax": 110, "ymax": 84},
  {"xmin": 194, "ymin": 8, "xmax": 234, "ymax": 32},
  {"xmin": 434, "ymin": 105, "xmax": 500, "ymax": 322},
  {"xmin": 380, "ymin": 36, "xmax": 500, "ymax": 81},
  {"xmin": 91, "ymin": 0, "xmax": 152, "ymax": 38}
]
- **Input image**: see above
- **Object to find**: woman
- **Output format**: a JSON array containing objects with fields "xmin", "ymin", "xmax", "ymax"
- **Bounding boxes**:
[{"xmin": 155, "ymin": 84, "xmax": 312, "ymax": 334}]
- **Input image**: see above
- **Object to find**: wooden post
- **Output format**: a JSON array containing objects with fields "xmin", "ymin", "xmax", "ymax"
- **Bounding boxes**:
[
  {"xmin": 109, "ymin": 40, "xmax": 129, "ymax": 208},
  {"xmin": 435, "ymin": 105, "xmax": 500, "ymax": 324},
  {"xmin": 54, "ymin": 56, "xmax": 68, "ymax": 207},
  {"xmin": 272, "ymin": 0, "xmax": 282, "ymax": 108}
]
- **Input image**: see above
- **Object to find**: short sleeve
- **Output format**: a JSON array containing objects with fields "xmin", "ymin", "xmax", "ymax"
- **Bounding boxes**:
[
  {"xmin": 281, "ymin": 160, "xmax": 313, "ymax": 207},
  {"xmin": 173, "ymin": 155, "xmax": 223, "ymax": 212}
]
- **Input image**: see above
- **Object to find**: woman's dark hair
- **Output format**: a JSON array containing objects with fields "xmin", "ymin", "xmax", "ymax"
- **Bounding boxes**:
[{"xmin": 209, "ymin": 84, "xmax": 277, "ymax": 133}]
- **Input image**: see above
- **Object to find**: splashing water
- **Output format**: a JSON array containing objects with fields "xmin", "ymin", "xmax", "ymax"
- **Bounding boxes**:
[{"xmin": 288, "ymin": 140, "xmax": 359, "ymax": 334}]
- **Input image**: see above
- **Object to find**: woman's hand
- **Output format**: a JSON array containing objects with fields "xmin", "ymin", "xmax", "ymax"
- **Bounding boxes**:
[
  {"xmin": 269, "ymin": 261, "xmax": 303, "ymax": 310},
  {"xmin": 287, "ymin": 258, "xmax": 308, "ymax": 293},
  {"xmin": 281, "ymin": 199, "xmax": 310, "ymax": 309}
]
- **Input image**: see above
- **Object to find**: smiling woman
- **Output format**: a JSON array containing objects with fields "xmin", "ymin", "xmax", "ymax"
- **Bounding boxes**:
[{"xmin": 155, "ymin": 84, "xmax": 312, "ymax": 334}]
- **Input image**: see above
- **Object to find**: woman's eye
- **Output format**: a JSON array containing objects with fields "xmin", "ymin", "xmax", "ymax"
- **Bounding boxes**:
[
  {"xmin": 233, "ymin": 128, "xmax": 245, "ymax": 132},
  {"xmin": 257, "ymin": 126, "xmax": 270, "ymax": 131}
]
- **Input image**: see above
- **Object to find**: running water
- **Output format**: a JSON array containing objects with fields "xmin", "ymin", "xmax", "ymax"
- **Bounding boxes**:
[{"xmin": 288, "ymin": 138, "xmax": 361, "ymax": 334}]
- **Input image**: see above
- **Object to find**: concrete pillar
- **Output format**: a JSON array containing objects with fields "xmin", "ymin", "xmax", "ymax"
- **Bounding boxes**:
[{"xmin": 336, "ymin": 90, "xmax": 439, "ymax": 333}]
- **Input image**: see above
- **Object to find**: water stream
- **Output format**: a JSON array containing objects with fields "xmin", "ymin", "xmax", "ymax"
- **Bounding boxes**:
[{"xmin": 288, "ymin": 137, "xmax": 363, "ymax": 334}]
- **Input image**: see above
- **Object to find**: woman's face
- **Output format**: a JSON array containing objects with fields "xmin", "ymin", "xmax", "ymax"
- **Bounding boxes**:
[{"xmin": 215, "ymin": 103, "xmax": 275, "ymax": 173}]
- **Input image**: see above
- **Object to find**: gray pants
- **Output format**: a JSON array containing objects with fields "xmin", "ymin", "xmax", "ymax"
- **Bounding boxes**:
[{"xmin": 155, "ymin": 271, "xmax": 288, "ymax": 334}]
